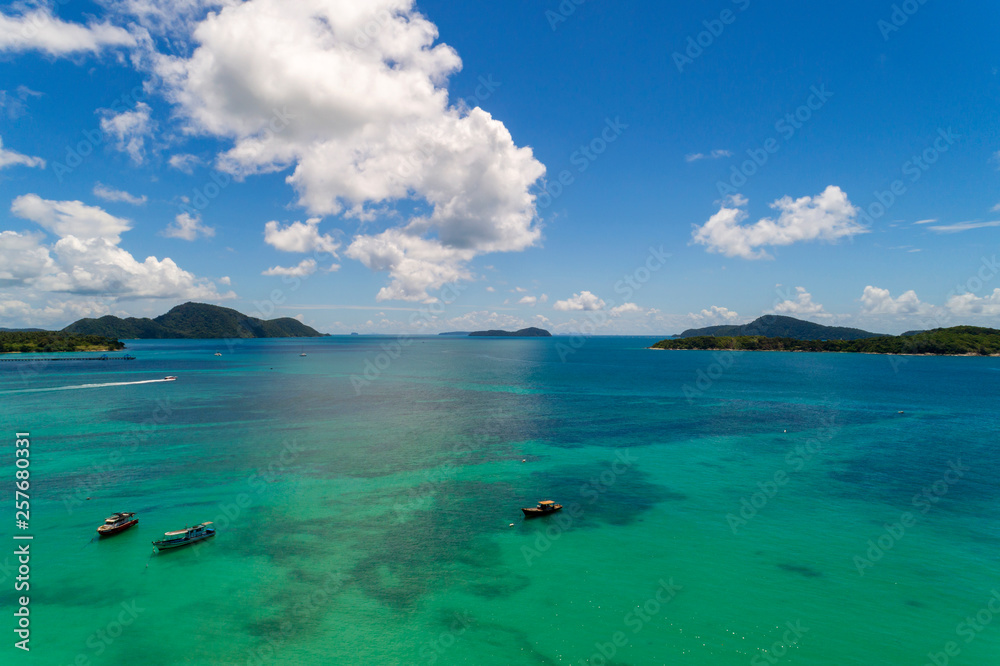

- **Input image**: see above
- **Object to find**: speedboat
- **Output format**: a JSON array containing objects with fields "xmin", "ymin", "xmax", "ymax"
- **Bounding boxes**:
[
  {"xmin": 214, "ymin": 352, "xmax": 222, "ymax": 356},
  {"xmin": 522, "ymin": 500, "xmax": 563, "ymax": 518},
  {"xmin": 97, "ymin": 512, "xmax": 138, "ymax": 536},
  {"xmin": 152, "ymin": 522, "xmax": 216, "ymax": 550},
  {"xmin": 163, "ymin": 376, "xmax": 177, "ymax": 381}
]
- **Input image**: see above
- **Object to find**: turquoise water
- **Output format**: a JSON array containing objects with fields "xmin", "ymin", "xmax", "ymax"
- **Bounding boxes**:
[{"xmin": 2, "ymin": 337, "xmax": 999, "ymax": 665}]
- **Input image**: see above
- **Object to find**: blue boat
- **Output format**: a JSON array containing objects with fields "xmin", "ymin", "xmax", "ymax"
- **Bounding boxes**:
[{"xmin": 152, "ymin": 522, "xmax": 215, "ymax": 550}]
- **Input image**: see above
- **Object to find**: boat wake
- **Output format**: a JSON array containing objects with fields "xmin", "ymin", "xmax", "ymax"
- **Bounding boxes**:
[{"xmin": 0, "ymin": 378, "xmax": 174, "ymax": 395}]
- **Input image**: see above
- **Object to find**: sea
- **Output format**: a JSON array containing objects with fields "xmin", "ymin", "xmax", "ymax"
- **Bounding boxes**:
[{"xmin": 1, "ymin": 336, "xmax": 999, "ymax": 665}]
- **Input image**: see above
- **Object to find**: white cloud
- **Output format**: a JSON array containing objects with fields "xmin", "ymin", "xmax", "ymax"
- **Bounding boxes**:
[
  {"xmin": 518, "ymin": 295, "xmax": 537, "ymax": 306},
  {"xmin": 155, "ymin": 0, "xmax": 545, "ymax": 301},
  {"xmin": 0, "ymin": 136, "xmax": 44, "ymax": 169},
  {"xmin": 346, "ymin": 229, "xmax": 474, "ymax": 302},
  {"xmin": 772, "ymin": 286, "xmax": 829, "ymax": 317},
  {"xmin": 860, "ymin": 286, "xmax": 928, "ymax": 315},
  {"xmin": 100, "ymin": 103, "xmax": 154, "ymax": 165},
  {"xmin": 913, "ymin": 218, "xmax": 937, "ymax": 225},
  {"xmin": 485, "ymin": 286, "xmax": 495, "ymax": 293},
  {"xmin": 689, "ymin": 305, "xmax": 740, "ymax": 324},
  {"xmin": 93, "ymin": 183, "xmax": 147, "ymax": 205},
  {"xmin": 11, "ymin": 194, "xmax": 131, "ymax": 242},
  {"xmin": 163, "ymin": 212, "xmax": 215, "ymax": 241},
  {"xmin": 0, "ymin": 231, "xmax": 56, "ymax": 284},
  {"xmin": 692, "ymin": 185, "xmax": 865, "ymax": 259},
  {"xmin": 685, "ymin": 149, "xmax": 731, "ymax": 162},
  {"xmin": 262, "ymin": 258, "xmax": 317, "ymax": 277},
  {"xmin": 0, "ymin": 7, "xmax": 135, "ymax": 56},
  {"xmin": 553, "ymin": 291, "xmax": 606, "ymax": 311},
  {"xmin": 927, "ymin": 220, "xmax": 1000, "ymax": 234},
  {"xmin": 264, "ymin": 217, "xmax": 339, "ymax": 255},
  {"xmin": 168, "ymin": 153, "xmax": 202, "ymax": 174},
  {"xmin": 945, "ymin": 289, "xmax": 1000, "ymax": 317},
  {"xmin": 3, "ymin": 197, "xmax": 230, "ymax": 301},
  {"xmin": 610, "ymin": 302, "xmax": 643, "ymax": 316},
  {"xmin": 219, "ymin": 275, "xmax": 231, "ymax": 285},
  {"xmin": 0, "ymin": 296, "xmax": 119, "ymax": 328},
  {"xmin": 992, "ymin": 203, "xmax": 1000, "ymax": 213}
]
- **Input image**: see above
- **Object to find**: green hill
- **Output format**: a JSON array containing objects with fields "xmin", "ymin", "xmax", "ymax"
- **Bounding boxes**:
[
  {"xmin": 652, "ymin": 326, "xmax": 1000, "ymax": 355},
  {"xmin": 468, "ymin": 327, "xmax": 551, "ymax": 337},
  {"xmin": 63, "ymin": 302, "xmax": 325, "ymax": 339},
  {"xmin": 678, "ymin": 315, "xmax": 883, "ymax": 341}
]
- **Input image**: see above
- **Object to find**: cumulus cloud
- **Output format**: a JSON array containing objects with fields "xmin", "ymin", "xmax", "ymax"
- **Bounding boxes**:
[
  {"xmin": 553, "ymin": 291, "xmax": 606, "ymax": 311},
  {"xmin": 168, "ymin": 153, "xmax": 202, "ymax": 173},
  {"xmin": 685, "ymin": 149, "xmax": 731, "ymax": 162},
  {"xmin": 100, "ymin": 103, "xmax": 154, "ymax": 164},
  {"xmin": 163, "ymin": 212, "xmax": 215, "ymax": 241},
  {"xmin": 93, "ymin": 183, "xmax": 147, "ymax": 205},
  {"xmin": 11, "ymin": 194, "xmax": 131, "ymax": 242},
  {"xmin": 155, "ymin": 0, "xmax": 545, "ymax": 301},
  {"xmin": 264, "ymin": 217, "xmax": 339, "ymax": 255},
  {"xmin": 692, "ymin": 186, "xmax": 864, "ymax": 259},
  {"xmin": 859, "ymin": 286, "xmax": 928, "ymax": 315},
  {"xmin": 610, "ymin": 302, "xmax": 643, "ymax": 316},
  {"xmin": 262, "ymin": 259, "xmax": 317, "ymax": 277},
  {"xmin": 689, "ymin": 305, "xmax": 740, "ymax": 324},
  {"xmin": 0, "ymin": 137, "xmax": 45, "ymax": 169},
  {"xmin": 944, "ymin": 289, "xmax": 1000, "ymax": 317},
  {"xmin": 771, "ymin": 287, "xmax": 829, "ymax": 317},
  {"xmin": 0, "ymin": 7, "xmax": 135, "ymax": 55},
  {"xmin": 518, "ymin": 294, "xmax": 548, "ymax": 307},
  {"xmin": 3, "ymin": 196, "xmax": 230, "ymax": 301}
]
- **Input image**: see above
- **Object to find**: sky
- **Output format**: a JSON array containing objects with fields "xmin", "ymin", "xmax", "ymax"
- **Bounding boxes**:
[{"xmin": 0, "ymin": 0, "xmax": 998, "ymax": 335}]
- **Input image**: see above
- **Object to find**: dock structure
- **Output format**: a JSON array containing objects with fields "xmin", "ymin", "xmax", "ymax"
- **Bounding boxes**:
[{"xmin": 0, "ymin": 354, "xmax": 136, "ymax": 362}]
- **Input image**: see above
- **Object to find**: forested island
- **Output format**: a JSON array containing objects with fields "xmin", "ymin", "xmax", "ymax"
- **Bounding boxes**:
[
  {"xmin": 468, "ymin": 327, "xmax": 551, "ymax": 337},
  {"xmin": 63, "ymin": 302, "xmax": 325, "ymax": 339},
  {"xmin": 650, "ymin": 326, "xmax": 1000, "ymax": 356},
  {"xmin": 0, "ymin": 331, "xmax": 125, "ymax": 353}
]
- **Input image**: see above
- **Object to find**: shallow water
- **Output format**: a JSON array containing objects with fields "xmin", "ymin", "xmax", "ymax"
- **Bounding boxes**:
[{"xmin": 2, "ymin": 337, "xmax": 998, "ymax": 665}]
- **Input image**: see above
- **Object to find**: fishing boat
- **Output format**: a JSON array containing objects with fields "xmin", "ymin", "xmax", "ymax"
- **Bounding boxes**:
[
  {"xmin": 152, "ymin": 522, "xmax": 216, "ymax": 550},
  {"xmin": 97, "ymin": 512, "xmax": 138, "ymax": 536},
  {"xmin": 521, "ymin": 500, "xmax": 563, "ymax": 518}
]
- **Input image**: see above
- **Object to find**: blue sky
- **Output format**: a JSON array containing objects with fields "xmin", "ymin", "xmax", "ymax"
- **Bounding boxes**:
[{"xmin": 0, "ymin": 0, "xmax": 998, "ymax": 334}]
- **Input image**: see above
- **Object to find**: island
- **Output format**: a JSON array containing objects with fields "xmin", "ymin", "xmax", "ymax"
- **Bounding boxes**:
[
  {"xmin": 650, "ymin": 326, "xmax": 1000, "ymax": 356},
  {"xmin": 62, "ymin": 302, "xmax": 326, "ymax": 339},
  {"xmin": 677, "ymin": 315, "xmax": 884, "ymax": 341},
  {"xmin": 1, "ymin": 331, "xmax": 125, "ymax": 353},
  {"xmin": 468, "ymin": 327, "xmax": 551, "ymax": 337}
]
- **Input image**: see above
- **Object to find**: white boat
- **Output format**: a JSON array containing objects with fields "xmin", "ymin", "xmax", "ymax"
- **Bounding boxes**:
[
  {"xmin": 300, "ymin": 353, "xmax": 307, "ymax": 357},
  {"xmin": 214, "ymin": 352, "xmax": 222, "ymax": 356},
  {"xmin": 163, "ymin": 376, "xmax": 177, "ymax": 381},
  {"xmin": 152, "ymin": 522, "xmax": 215, "ymax": 550}
]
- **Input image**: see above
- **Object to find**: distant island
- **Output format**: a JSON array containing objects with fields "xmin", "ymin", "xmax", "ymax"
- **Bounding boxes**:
[
  {"xmin": 651, "ymin": 326, "xmax": 1000, "ymax": 356},
  {"xmin": 678, "ymin": 315, "xmax": 883, "ymax": 341},
  {"xmin": 438, "ymin": 331, "xmax": 471, "ymax": 336},
  {"xmin": 1, "ymin": 331, "xmax": 125, "ymax": 354},
  {"xmin": 468, "ymin": 327, "xmax": 551, "ymax": 337},
  {"xmin": 62, "ymin": 302, "xmax": 326, "ymax": 339}
]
